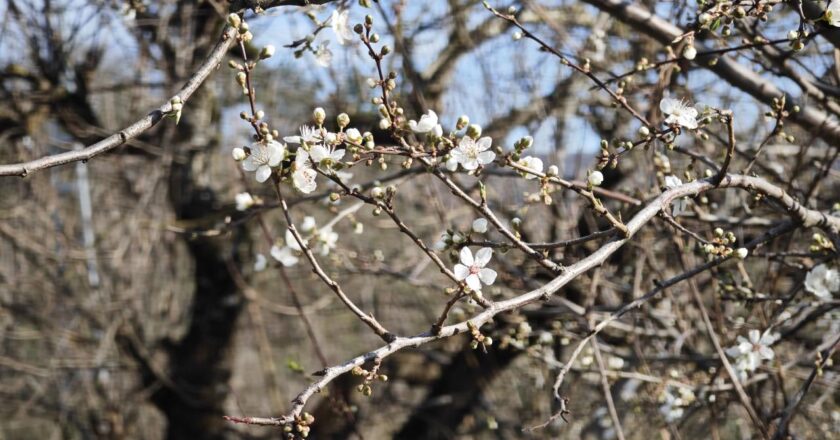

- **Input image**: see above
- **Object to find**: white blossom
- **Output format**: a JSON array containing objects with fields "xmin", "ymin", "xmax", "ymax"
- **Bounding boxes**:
[
  {"xmin": 828, "ymin": 2, "xmax": 840, "ymax": 27},
  {"xmin": 254, "ymin": 253, "xmax": 267, "ymax": 272},
  {"xmin": 242, "ymin": 140, "xmax": 286, "ymax": 183},
  {"xmin": 472, "ymin": 218, "xmax": 488, "ymax": 234},
  {"xmin": 659, "ymin": 387, "xmax": 695, "ymax": 422},
  {"xmin": 310, "ymin": 143, "xmax": 345, "ymax": 165},
  {"xmin": 314, "ymin": 42, "xmax": 333, "ymax": 67},
  {"xmin": 330, "ymin": 10, "xmax": 354, "ymax": 45},
  {"xmin": 664, "ymin": 175, "xmax": 689, "ymax": 216},
  {"xmin": 660, "ymin": 97, "xmax": 699, "ymax": 129},
  {"xmin": 451, "ymin": 136, "xmax": 495, "ymax": 170},
  {"xmin": 453, "ymin": 247, "xmax": 497, "ymax": 292},
  {"xmin": 270, "ymin": 245, "xmax": 299, "ymax": 267},
  {"xmin": 515, "ymin": 156, "xmax": 543, "ymax": 179},
  {"xmin": 235, "ymin": 192, "xmax": 256, "ymax": 211},
  {"xmin": 804, "ymin": 264, "xmax": 840, "ymax": 299},
  {"xmin": 314, "ymin": 228, "xmax": 339, "ymax": 256},
  {"xmin": 409, "ymin": 110, "xmax": 439, "ymax": 133},
  {"xmin": 284, "ymin": 125, "xmax": 321, "ymax": 145},
  {"xmin": 292, "ymin": 150, "xmax": 318, "ymax": 193},
  {"xmin": 432, "ymin": 124, "xmax": 443, "ymax": 138},
  {"xmin": 726, "ymin": 329, "xmax": 777, "ymax": 379}
]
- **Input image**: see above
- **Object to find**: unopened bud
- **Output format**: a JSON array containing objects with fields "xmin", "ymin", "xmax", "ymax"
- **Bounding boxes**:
[{"xmin": 313, "ymin": 107, "xmax": 326, "ymax": 125}]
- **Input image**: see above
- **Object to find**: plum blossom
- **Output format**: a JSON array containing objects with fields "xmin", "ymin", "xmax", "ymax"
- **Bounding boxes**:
[
  {"xmin": 450, "ymin": 136, "xmax": 495, "ymax": 170},
  {"xmin": 235, "ymin": 192, "xmax": 256, "ymax": 211},
  {"xmin": 270, "ymin": 244, "xmax": 299, "ymax": 267},
  {"xmin": 292, "ymin": 150, "xmax": 317, "ymax": 193},
  {"xmin": 310, "ymin": 143, "xmax": 345, "ymax": 165},
  {"xmin": 664, "ymin": 175, "xmax": 689, "ymax": 215},
  {"xmin": 409, "ymin": 110, "xmax": 439, "ymax": 133},
  {"xmin": 827, "ymin": 2, "xmax": 840, "ymax": 27},
  {"xmin": 726, "ymin": 329, "xmax": 778, "ymax": 379},
  {"xmin": 313, "ymin": 228, "xmax": 339, "ymax": 256},
  {"xmin": 284, "ymin": 125, "xmax": 321, "ymax": 145},
  {"xmin": 659, "ymin": 387, "xmax": 695, "ymax": 422},
  {"xmin": 314, "ymin": 42, "xmax": 333, "ymax": 67},
  {"xmin": 330, "ymin": 10, "xmax": 354, "ymax": 45},
  {"xmin": 242, "ymin": 140, "xmax": 286, "ymax": 183},
  {"xmin": 660, "ymin": 97, "xmax": 698, "ymax": 129},
  {"xmin": 515, "ymin": 156, "xmax": 543, "ymax": 179},
  {"xmin": 453, "ymin": 247, "xmax": 497, "ymax": 292},
  {"xmin": 804, "ymin": 264, "xmax": 840, "ymax": 299}
]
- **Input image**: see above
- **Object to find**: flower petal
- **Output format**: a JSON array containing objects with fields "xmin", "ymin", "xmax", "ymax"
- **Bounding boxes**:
[
  {"xmin": 477, "ymin": 150, "xmax": 496, "ymax": 165},
  {"xmin": 478, "ymin": 268, "xmax": 497, "ymax": 285},
  {"xmin": 255, "ymin": 165, "xmax": 272, "ymax": 183},
  {"xmin": 465, "ymin": 274, "xmax": 482, "ymax": 291},
  {"xmin": 241, "ymin": 156, "xmax": 258, "ymax": 171},
  {"xmin": 474, "ymin": 247, "xmax": 493, "ymax": 267},
  {"xmin": 454, "ymin": 264, "xmax": 469, "ymax": 280},
  {"xmin": 459, "ymin": 247, "xmax": 474, "ymax": 266}
]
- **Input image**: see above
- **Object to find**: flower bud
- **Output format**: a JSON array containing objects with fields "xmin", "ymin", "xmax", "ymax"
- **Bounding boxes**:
[
  {"xmin": 337, "ymin": 113, "xmax": 350, "ymax": 129},
  {"xmin": 588, "ymin": 170, "xmax": 604, "ymax": 186},
  {"xmin": 232, "ymin": 147, "xmax": 247, "ymax": 161},
  {"xmin": 638, "ymin": 126, "xmax": 650, "ymax": 137},
  {"xmin": 456, "ymin": 115, "xmax": 469, "ymax": 130},
  {"xmin": 345, "ymin": 128, "xmax": 362, "ymax": 144},
  {"xmin": 313, "ymin": 107, "xmax": 326, "ymax": 125},
  {"xmin": 378, "ymin": 118, "xmax": 391, "ymax": 130},
  {"xmin": 259, "ymin": 45, "xmax": 275, "ymax": 60},
  {"xmin": 466, "ymin": 124, "xmax": 482, "ymax": 139},
  {"xmin": 255, "ymin": 110, "xmax": 265, "ymax": 120},
  {"xmin": 682, "ymin": 45, "xmax": 697, "ymax": 60},
  {"xmin": 547, "ymin": 165, "xmax": 559, "ymax": 177},
  {"xmin": 227, "ymin": 13, "xmax": 242, "ymax": 29},
  {"xmin": 472, "ymin": 218, "xmax": 488, "ymax": 233},
  {"xmin": 735, "ymin": 248, "xmax": 748, "ymax": 259}
]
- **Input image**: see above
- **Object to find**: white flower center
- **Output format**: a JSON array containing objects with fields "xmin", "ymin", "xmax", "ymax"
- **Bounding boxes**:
[{"xmin": 464, "ymin": 143, "xmax": 479, "ymax": 160}]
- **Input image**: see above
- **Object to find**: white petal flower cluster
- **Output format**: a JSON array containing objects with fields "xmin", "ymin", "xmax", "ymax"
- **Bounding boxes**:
[
  {"xmin": 270, "ymin": 216, "xmax": 340, "ymax": 267},
  {"xmin": 242, "ymin": 140, "xmax": 286, "ymax": 183},
  {"xmin": 453, "ymin": 247, "xmax": 497, "ymax": 292},
  {"xmin": 450, "ymin": 136, "xmax": 495, "ymax": 171},
  {"xmin": 664, "ymin": 175, "xmax": 689, "ymax": 216},
  {"xmin": 515, "ymin": 156, "xmax": 543, "ymax": 179},
  {"xmin": 726, "ymin": 329, "xmax": 778, "ymax": 380},
  {"xmin": 659, "ymin": 387, "xmax": 696, "ymax": 423},
  {"xmin": 660, "ymin": 97, "xmax": 699, "ymax": 129},
  {"xmin": 804, "ymin": 264, "xmax": 840, "ymax": 299},
  {"xmin": 292, "ymin": 150, "xmax": 318, "ymax": 194}
]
